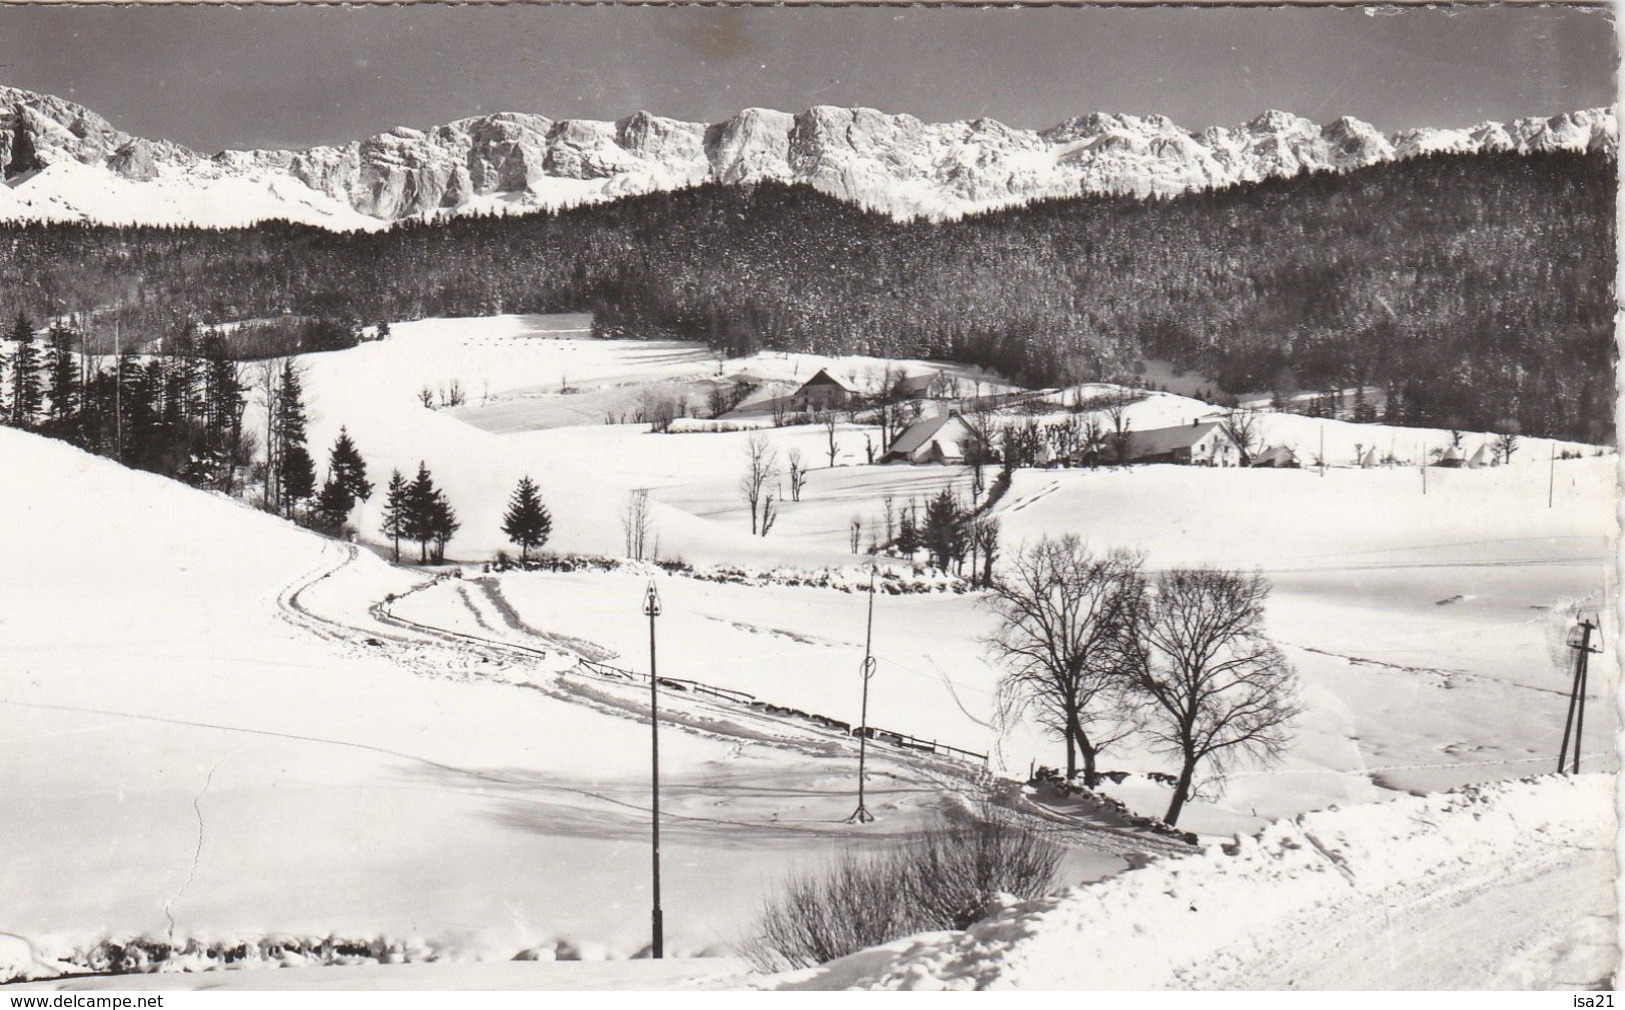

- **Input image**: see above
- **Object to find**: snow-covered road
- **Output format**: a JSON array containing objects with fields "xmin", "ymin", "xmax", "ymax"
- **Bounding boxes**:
[
  {"xmin": 775, "ymin": 775, "xmax": 1617, "ymax": 990},
  {"xmin": 1218, "ymin": 843, "xmax": 1616, "ymax": 989}
]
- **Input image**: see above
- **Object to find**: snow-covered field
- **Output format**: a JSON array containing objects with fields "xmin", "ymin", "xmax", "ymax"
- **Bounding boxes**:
[{"xmin": 1, "ymin": 313, "xmax": 1615, "ymax": 988}]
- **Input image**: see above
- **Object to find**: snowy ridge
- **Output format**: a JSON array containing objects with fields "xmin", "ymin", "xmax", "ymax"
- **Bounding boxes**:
[
  {"xmin": 0, "ymin": 86, "xmax": 1615, "ymax": 228},
  {"xmin": 775, "ymin": 774, "xmax": 1616, "ymax": 990}
]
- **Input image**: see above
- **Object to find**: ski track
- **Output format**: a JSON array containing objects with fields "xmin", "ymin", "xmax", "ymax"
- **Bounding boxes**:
[{"xmin": 268, "ymin": 543, "xmax": 1180, "ymax": 855}]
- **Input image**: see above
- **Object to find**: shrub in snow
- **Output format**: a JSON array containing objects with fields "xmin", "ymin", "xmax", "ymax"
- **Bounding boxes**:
[
  {"xmin": 1026, "ymin": 767, "xmax": 1197, "ymax": 845},
  {"xmin": 747, "ymin": 806, "xmax": 1062, "ymax": 971}
]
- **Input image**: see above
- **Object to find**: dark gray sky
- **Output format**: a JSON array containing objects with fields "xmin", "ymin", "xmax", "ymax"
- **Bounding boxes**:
[{"xmin": 0, "ymin": 3, "xmax": 1614, "ymax": 151}]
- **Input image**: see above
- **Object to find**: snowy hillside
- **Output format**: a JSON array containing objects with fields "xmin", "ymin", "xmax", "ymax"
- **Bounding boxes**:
[
  {"xmin": 0, "ymin": 312, "xmax": 1615, "ymax": 987},
  {"xmin": 0, "ymin": 85, "xmax": 1615, "ymax": 227},
  {"xmin": 0, "ymin": 423, "xmax": 1016, "ymax": 982}
]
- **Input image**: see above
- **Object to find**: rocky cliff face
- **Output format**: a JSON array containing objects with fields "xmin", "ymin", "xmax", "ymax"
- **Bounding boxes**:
[{"xmin": 1, "ymin": 86, "xmax": 1615, "ymax": 228}]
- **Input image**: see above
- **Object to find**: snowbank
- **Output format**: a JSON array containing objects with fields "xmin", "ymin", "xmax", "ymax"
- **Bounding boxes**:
[{"xmin": 775, "ymin": 774, "xmax": 1616, "ymax": 989}]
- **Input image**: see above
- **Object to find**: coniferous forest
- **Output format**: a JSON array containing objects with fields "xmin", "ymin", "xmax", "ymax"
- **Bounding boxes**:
[{"xmin": 0, "ymin": 149, "xmax": 1613, "ymax": 441}]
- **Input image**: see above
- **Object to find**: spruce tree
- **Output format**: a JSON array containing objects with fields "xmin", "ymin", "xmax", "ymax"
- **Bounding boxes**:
[
  {"xmin": 922, "ymin": 488, "xmax": 967, "ymax": 571},
  {"xmin": 895, "ymin": 503, "xmax": 920, "ymax": 559},
  {"xmin": 200, "ymin": 332, "xmax": 246, "ymax": 492},
  {"xmin": 405, "ymin": 461, "xmax": 438, "ymax": 563},
  {"xmin": 281, "ymin": 443, "xmax": 316, "ymax": 517},
  {"xmin": 315, "ymin": 477, "xmax": 354, "ymax": 532},
  {"xmin": 8, "ymin": 312, "xmax": 41, "ymax": 428},
  {"xmin": 500, "ymin": 476, "xmax": 552, "ymax": 562},
  {"xmin": 327, "ymin": 427, "xmax": 373, "ymax": 503},
  {"xmin": 122, "ymin": 359, "xmax": 166, "ymax": 473},
  {"xmin": 428, "ymin": 489, "xmax": 460, "ymax": 564},
  {"xmin": 380, "ymin": 469, "xmax": 407, "ymax": 562},
  {"xmin": 44, "ymin": 322, "xmax": 79, "ymax": 438},
  {"xmin": 272, "ymin": 359, "xmax": 310, "ymax": 512}
]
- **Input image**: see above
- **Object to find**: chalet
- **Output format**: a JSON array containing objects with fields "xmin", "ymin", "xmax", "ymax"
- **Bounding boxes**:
[
  {"xmin": 1120, "ymin": 421, "xmax": 1241, "ymax": 466},
  {"xmin": 794, "ymin": 368, "xmax": 859, "ymax": 412},
  {"xmin": 880, "ymin": 411, "xmax": 991, "ymax": 465}
]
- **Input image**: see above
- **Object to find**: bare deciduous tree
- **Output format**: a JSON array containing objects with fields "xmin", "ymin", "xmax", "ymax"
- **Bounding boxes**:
[
  {"xmin": 823, "ymin": 411, "xmax": 839, "ymax": 467},
  {"xmin": 1131, "ymin": 567, "xmax": 1298, "ymax": 826},
  {"xmin": 760, "ymin": 490, "xmax": 779, "ymax": 537},
  {"xmin": 622, "ymin": 488, "xmax": 653, "ymax": 560},
  {"xmin": 253, "ymin": 359, "xmax": 285, "ymax": 510},
  {"xmin": 1219, "ymin": 408, "xmax": 1263, "ymax": 466},
  {"xmin": 1104, "ymin": 395, "xmax": 1133, "ymax": 466},
  {"xmin": 787, "ymin": 448, "xmax": 806, "ymax": 502},
  {"xmin": 1493, "ymin": 419, "xmax": 1521, "ymax": 463},
  {"xmin": 849, "ymin": 515, "xmax": 862, "ymax": 554},
  {"xmin": 1079, "ymin": 413, "xmax": 1106, "ymax": 468},
  {"xmin": 740, "ymin": 435, "xmax": 780, "ymax": 535},
  {"xmin": 984, "ymin": 536, "xmax": 1144, "ymax": 783},
  {"xmin": 970, "ymin": 517, "xmax": 1000, "ymax": 588}
]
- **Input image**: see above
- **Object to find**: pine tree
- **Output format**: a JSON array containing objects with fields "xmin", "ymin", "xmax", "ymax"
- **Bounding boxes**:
[
  {"xmin": 281, "ymin": 443, "xmax": 316, "ymax": 516},
  {"xmin": 428, "ymin": 489, "xmax": 460, "ymax": 563},
  {"xmin": 500, "ymin": 475, "xmax": 553, "ymax": 562},
  {"xmin": 327, "ymin": 427, "xmax": 373, "ymax": 503},
  {"xmin": 8, "ymin": 312, "xmax": 42, "ymax": 428},
  {"xmin": 896, "ymin": 502, "xmax": 921, "ymax": 558},
  {"xmin": 200, "ymin": 332, "xmax": 246, "ymax": 492},
  {"xmin": 272, "ymin": 359, "xmax": 310, "ymax": 513},
  {"xmin": 380, "ymin": 469, "xmax": 407, "ymax": 563},
  {"xmin": 922, "ymin": 487, "xmax": 967, "ymax": 571},
  {"xmin": 405, "ymin": 461, "xmax": 438, "ymax": 563},
  {"xmin": 43, "ymin": 322, "xmax": 79, "ymax": 438},
  {"xmin": 122, "ymin": 359, "xmax": 167, "ymax": 473},
  {"xmin": 314, "ymin": 477, "xmax": 354, "ymax": 532}
]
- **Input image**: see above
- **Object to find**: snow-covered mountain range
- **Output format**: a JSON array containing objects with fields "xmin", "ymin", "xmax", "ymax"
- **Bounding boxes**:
[{"xmin": 0, "ymin": 85, "xmax": 1615, "ymax": 230}]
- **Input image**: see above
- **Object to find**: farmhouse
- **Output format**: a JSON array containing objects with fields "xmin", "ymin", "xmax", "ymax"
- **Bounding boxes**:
[
  {"xmin": 880, "ymin": 411, "xmax": 991, "ymax": 464},
  {"xmin": 793, "ymin": 368, "xmax": 859, "ymax": 412},
  {"xmin": 1121, "ymin": 421, "xmax": 1241, "ymax": 466}
]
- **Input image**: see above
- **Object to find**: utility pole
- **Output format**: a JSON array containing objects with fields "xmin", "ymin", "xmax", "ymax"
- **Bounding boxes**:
[
  {"xmin": 1319, "ymin": 427, "xmax": 1325, "ymax": 478},
  {"xmin": 643, "ymin": 580, "xmax": 664, "ymax": 958},
  {"xmin": 847, "ymin": 568, "xmax": 878, "ymax": 824},
  {"xmin": 1419, "ymin": 443, "xmax": 1427, "ymax": 496},
  {"xmin": 1548, "ymin": 443, "xmax": 1557, "ymax": 509},
  {"xmin": 1558, "ymin": 617, "xmax": 1602, "ymax": 773},
  {"xmin": 114, "ymin": 318, "xmax": 122, "ymax": 463}
]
